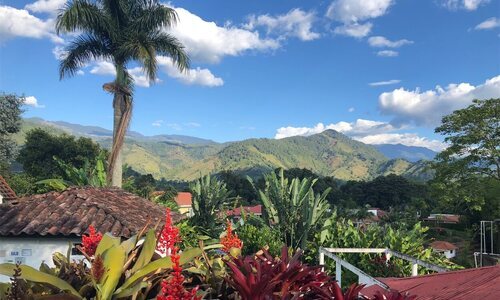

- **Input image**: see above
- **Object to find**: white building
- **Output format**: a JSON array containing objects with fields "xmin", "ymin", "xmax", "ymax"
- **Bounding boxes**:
[
  {"xmin": 430, "ymin": 241, "xmax": 458, "ymax": 259},
  {"xmin": 0, "ymin": 186, "xmax": 182, "ymax": 282}
]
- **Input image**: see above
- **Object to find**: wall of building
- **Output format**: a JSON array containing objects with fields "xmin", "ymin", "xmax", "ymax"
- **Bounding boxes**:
[{"xmin": 0, "ymin": 237, "xmax": 84, "ymax": 282}]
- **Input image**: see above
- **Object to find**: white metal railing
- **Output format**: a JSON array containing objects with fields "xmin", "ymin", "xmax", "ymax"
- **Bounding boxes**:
[{"xmin": 319, "ymin": 247, "xmax": 449, "ymax": 288}]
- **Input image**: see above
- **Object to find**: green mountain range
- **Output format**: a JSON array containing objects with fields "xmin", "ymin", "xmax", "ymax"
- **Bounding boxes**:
[{"xmin": 14, "ymin": 118, "xmax": 433, "ymax": 181}]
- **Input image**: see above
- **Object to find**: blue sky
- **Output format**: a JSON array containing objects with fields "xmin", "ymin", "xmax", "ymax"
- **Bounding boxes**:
[{"xmin": 1, "ymin": 0, "xmax": 499, "ymax": 151}]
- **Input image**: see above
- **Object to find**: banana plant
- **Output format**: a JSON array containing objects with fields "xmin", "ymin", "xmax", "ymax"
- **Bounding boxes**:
[
  {"xmin": 251, "ymin": 169, "xmax": 331, "ymax": 249},
  {"xmin": 0, "ymin": 229, "xmax": 202, "ymax": 299},
  {"xmin": 36, "ymin": 151, "xmax": 108, "ymax": 191}
]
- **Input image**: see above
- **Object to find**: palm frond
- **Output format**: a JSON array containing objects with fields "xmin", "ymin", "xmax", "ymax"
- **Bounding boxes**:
[
  {"xmin": 129, "ymin": 4, "xmax": 178, "ymax": 32},
  {"xmin": 117, "ymin": 33, "xmax": 158, "ymax": 81},
  {"xmin": 56, "ymin": 0, "xmax": 114, "ymax": 40},
  {"xmin": 149, "ymin": 32, "xmax": 189, "ymax": 73},
  {"xmin": 59, "ymin": 34, "xmax": 112, "ymax": 79}
]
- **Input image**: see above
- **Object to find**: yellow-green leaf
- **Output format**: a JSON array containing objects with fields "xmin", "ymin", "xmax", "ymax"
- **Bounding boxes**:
[
  {"xmin": 117, "ymin": 248, "xmax": 202, "ymax": 293},
  {"xmin": 96, "ymin": 233, "xmax": 120, "ymax": 256},
  {"xmin": 0, "ymin": 264, "xmax": 81, "ymax": 298},
  {"xmin": 99, "ymin": 246, "xmax": 126, "ymax": 299},
  {"xmin": 130, "ymin": 229, "xmax": 156, "ymax": 273}
]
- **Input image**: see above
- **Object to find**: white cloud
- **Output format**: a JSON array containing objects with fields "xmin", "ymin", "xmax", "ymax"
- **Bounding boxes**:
[
  {"xmin": 442, "ymin": 0, "xmax": 491, "ymax": 10},
  {"xmin": 244, "ymin": 9, "xmax": 320, "ymax": 41},
  {"xmin": 89, "ymin": 61, "xmax": 115, "ymax": 76},
  {"xmin": 23, "ymin": 96, "xmax": 45, "ymax": 108},
  {"xmin": 89, "ymin": 62, "xmax": 154, "ymax": 87},
  {"xmin": 326, "ymin": 0, "xmax": 393, "ymax": 39},
  {"xmin": 89, "ymin": 59, "xmax": 222, "ymax": 87},
  {"xmin": 168, "ymin": 6, "xmax": 279, "ymax": 64},
  {"xmin": 157, "ymin": 56, "xmax": 223, "ymax": 87},
  {"xmin": 326, "ymin": 0, "xmax": 394, "ymax": 23},
  {"xmin": 52, "ymin": 45, "xmax": 68, "ymax": 60},
  {"xmin": 275, "ymin": 119, "xmax": 397, "ymax": 139},
  {"xmin": 152, "ymin": 120, "xmax": 163, "ymax": 127},
  {"xmin": 475, "ymin": 17, "xmax": 500, "ymax": 30},
  {"xmin": 368, "ymin": 36, "xmax": 413, "ymax": 48},
  {"xmin": 348, "ymin": 107, "xmax": 355, "ymax": 112},
  {"xmin": 333, "ymin": 22, "xmax": 372, "ymax": 38},
  {"xmin": 0, "ymin": 6, "xmax": 63, "ymax": 43},
  {"xmin": 76, "ymin": 70, "xmax": 84, "ymax": 75},
  {"xmin": 369, "ymin": 79, "xmax": 401, "ymax": 86},
  {"xmin": 379, "ymin": 75, "xmax": 500, "ymax": 126},
  {"xmin": 355, "ymin": 133, "xmax": 446, "ymax": 151},
  {"xmin": 25, "ymin": 0, "xmax": 66, "ymax": 14},
  {"xmin": 274, "ymin": 119, "xmax": 445, "ymax": 151},
  {"xmin": 377, "ymin": 50, "xmax": 398, "ymax": 57}
]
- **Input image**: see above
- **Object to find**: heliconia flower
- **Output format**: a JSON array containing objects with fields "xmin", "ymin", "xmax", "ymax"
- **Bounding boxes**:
[
  {"xmin": 91, "ymin": 254, "xmax": 105, "ymax": 282},
  {"xmin": 220, "ymin": 220, "xmax": 243, "ymax": 252},
  {"xmin": 156, "ymin": 209, "xmax": 200, "ymax": 300},
  {"xmin": 82, "ymin": 225, "xmax": 102, "ymax": 257},
  {"xmin": 156, "ymin": 208, "xmax": 181, "ymax": 256}
]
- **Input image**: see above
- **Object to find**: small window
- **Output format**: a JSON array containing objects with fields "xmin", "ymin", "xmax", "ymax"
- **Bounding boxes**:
[{"xmin": 71, "ymin": 243, "xmax": 83, "ymax": 256}]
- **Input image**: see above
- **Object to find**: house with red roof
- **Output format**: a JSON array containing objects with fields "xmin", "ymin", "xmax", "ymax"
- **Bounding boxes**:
[
  {"xmin": 174, "ymin": 192, "xmax": 193, "ymax": 216},
  {"xmin": 430, "ymin": 240, "xmax": 459, "ymax": 259},
  {"xmin": 0, "ymin": 187, "xmax": 182, "ymax": 282},
  {"xmin": 225, "ymin": 205, "xmax": 262, "ymax": 220}
]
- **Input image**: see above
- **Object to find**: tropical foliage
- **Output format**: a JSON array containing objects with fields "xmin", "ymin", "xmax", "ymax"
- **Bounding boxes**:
[
  {"xmin": 37, "ymin": 151, "xmax": 108, "ymax": 190},
  {"xmin": 252, "ymin": 168, "xmax": 330, "ymax": 249},
  {"xmin": 56, "ymin": 0, "xmax": 189, "ymax": 186},
  {"xmin": 189, "ymin": 174, "xmax": 232, "ymax": 233}
]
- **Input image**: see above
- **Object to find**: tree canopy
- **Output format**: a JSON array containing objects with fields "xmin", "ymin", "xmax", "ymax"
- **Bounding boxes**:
[
  {"xmin": 17, "ymin": 128, "xmax": 102, "ymax": 180},
  {"xmin": 0, "ymin": 94, "xmax": 24, "ymax": 171}
]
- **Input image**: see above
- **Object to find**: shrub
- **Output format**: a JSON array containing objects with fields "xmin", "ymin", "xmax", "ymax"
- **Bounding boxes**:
[{"xmin": 238, "ymin": 223, "xmax": 282, "ymax": 256}]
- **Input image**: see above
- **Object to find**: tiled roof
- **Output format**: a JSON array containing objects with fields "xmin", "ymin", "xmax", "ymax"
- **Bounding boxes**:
[
  {"xmin": 174, "ymin": 192, "xmax": 192, "ymax": 207},
  {"xmin": 226, "ymin": 205, "xmax": 262, "ymax": 216},
  {"xmin": 430, "ymin": 240, "xmax": 458, "ymax": 251},
  {"xmin": 0, "ymin": 176, "xmax": 17, "ymax": 202},
  {"xmin": 363, "ymin": 265, "xmax": 500, "ymax": 300},
  {"xmin": 0, "ymin": 187, "xmax": 183, "ymax": 238}
]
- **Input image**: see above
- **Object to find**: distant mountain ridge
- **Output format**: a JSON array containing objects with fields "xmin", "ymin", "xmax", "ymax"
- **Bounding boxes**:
[
  {"xmin": 374, "ymin": 144, "xmax": 437, "ymax": 162},
  {"xmin": 15, "ymin": 118, "xmax": 436, "ymax": 181}
]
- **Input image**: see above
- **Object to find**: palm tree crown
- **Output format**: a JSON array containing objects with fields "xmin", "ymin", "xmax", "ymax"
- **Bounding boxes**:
[{"xmin": 56, "ymin": 0, "xmax": 189, "ymax": 187}]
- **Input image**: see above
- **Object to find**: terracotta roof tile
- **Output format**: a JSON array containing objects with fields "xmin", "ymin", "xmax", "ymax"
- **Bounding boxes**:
[
  {"xmin": 0, "ymin": 187, "xmax": 183, "ymax": 238},
  {"xmin": 0, "ymin": 176, "xmax": 17, "ymax": 202},
  {"xmin": 363, "ymin": 265, "xmax": 500, "ymax": 300},
  {"xmin": 430, "ymin": 241, "xmax": 458, "ymax": 251}
]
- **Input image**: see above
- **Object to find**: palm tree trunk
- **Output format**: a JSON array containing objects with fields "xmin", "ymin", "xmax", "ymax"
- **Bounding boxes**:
[{"xmin": 111, "ymin": 93, "xmax": 125, "ymax": 187}]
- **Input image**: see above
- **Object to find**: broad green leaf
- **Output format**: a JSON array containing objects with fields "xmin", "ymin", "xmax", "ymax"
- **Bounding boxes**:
[
  {"xmin": 130, "ymin": 230, "xmax": 156, "ymax": 273},
  {"xmin": 113, "ymin": 281, "xmax": 148, "ymax": 298},
  {"xmin": 203, "ymin": 243, "xmax": 223, "ymax": 250},
  {"xmin": 99, "ymin": 245, "xmax": 126, "ymax": 299},
  {"xmin": 96, "ymin": 233, "xmax": 121, "ymax": 256},
  {"xmin": 117, "ymin": 248, "xmax": 202, "ymax": 293},
  {"xmin": 120, "ymin": 234, "xmax": 138, "ymax": 255},
  {"xmin": 0, "ymin": 264, "xmax": 81, "ymax": 298}
]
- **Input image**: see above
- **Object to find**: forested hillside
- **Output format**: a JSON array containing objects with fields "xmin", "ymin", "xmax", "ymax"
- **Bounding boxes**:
[{"xmin": 14, "ymin": 118, "xmax": 432, "ymax": 181}]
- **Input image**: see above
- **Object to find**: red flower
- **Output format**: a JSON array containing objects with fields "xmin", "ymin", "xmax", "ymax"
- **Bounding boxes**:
[
  {"xmin": 156, "ymin": 209, "xmax": 200, "ymax": 300},
  {"xmin": 82, "ymin": 225, "xmax": 102, "ymax": 257},
  {"xmin": 156, "ymin": 208, "xmax": 181, "ymax": 256},
  {"xmin": 220, "ymin": 220, "xmax": 243, "ymax": 252}
]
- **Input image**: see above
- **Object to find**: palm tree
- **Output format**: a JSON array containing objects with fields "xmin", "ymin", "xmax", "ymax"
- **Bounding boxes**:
[{"xmin": 56, "ymin": 0, "xmax": 189, "ymax": 187}]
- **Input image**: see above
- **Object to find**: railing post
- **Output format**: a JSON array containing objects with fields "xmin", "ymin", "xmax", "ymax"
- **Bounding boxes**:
[
  {"xmin": 336, "ymin": 260, "xmax": 342, "ymax": 286},
  {"xmin": 319, "ymin": 249, "xmax": 325, "ymax": 272},
  {"xmin": 411, "ymin": 263, "xmax": 418, "ymax": 276}
]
